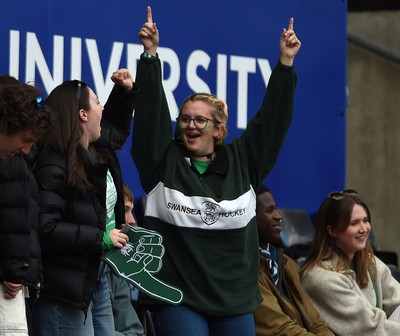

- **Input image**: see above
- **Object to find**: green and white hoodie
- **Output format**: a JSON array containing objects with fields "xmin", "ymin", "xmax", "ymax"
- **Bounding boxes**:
[{"xmin": 131, "ymin": 53, "xmax": 297, "ymax": 316}]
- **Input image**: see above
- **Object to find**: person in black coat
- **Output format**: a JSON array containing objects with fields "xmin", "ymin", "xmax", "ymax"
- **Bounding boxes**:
[
  {"xmin": 0, "ymin": 76, "xmax": 51, "ymax": 335},
  {"xmin": 31, "ymin": 69, "xmax": 138, "ymax": 336}
]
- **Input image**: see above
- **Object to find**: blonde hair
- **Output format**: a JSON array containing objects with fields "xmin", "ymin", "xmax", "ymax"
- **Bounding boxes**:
[{"xmin": 178, "ymin": 93, "xmax": 228, "ymax": 145}]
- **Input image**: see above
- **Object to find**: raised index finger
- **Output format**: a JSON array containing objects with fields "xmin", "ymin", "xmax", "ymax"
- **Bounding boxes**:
[
  {"xmin": 288, "ymin": 18, "xmax": 294, "ymax": 30},
  {"xmin": 287, "ymin": 17, "xmax": 294, "ymax": 31},
  {"xmin": 147, "ymin": 6, "xmax": 153, "ymax": 24}
]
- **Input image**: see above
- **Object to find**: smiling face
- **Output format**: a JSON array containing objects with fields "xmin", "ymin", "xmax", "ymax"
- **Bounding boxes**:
[
  {"xmin": 327, "ymin": 203, "xmax": 371, "ymax": 260},
  {"xmin": 256, "ymin": 190, "xmax": 283, "ymax": 247},
  {"xmin": 178, "ymin": 100, "xmax": 221, "ymax": 161}
]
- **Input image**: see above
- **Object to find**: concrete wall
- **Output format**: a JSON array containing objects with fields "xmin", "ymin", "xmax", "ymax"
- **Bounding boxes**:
[{"xmin": 347, "ymin": 11, "xmax": 400, "ymax": 259}]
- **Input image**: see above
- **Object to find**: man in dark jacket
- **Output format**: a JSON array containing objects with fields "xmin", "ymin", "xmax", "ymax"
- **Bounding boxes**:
[
  {"xmin": 253, "ymin": 185, "xmax": 334, "ymax": 336},
  {"xmin": 0, "ymin": 76, "xmax": 51, "ymax": 334}
]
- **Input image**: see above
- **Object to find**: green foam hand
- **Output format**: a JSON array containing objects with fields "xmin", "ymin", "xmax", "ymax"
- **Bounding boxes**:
[{"xmin": 104, "ymin": 225, "xmax": 183, "ymax": 304}]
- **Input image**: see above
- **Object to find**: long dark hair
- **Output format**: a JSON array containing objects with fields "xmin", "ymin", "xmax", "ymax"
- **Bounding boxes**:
[
  {"xmin": 301, "ymin": 193, "xmax": 376, "ymax": 288},
  {"xmin": 43, "ymin": 80, "xmax": 95, "ymax": 190}
]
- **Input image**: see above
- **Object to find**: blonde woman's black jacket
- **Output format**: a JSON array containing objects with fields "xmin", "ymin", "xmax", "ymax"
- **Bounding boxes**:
[
  {"xmin": 34, "ymin": 84, "xmax": 137, "ymax": 313},
  {"xmin": 0, "ymin": 152, "xmax": 42, "ymax": 298}
]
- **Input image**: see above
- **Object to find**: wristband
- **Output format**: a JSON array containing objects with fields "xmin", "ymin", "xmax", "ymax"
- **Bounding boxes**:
[{"xmin": 143, "ymin": 52, "xmax": 156, "ymax": 59}]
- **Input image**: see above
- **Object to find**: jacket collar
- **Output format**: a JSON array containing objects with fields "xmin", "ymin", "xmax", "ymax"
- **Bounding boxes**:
[{"xmin": 178, "ymin": 143, "xmax": 228, "ymax": 176}]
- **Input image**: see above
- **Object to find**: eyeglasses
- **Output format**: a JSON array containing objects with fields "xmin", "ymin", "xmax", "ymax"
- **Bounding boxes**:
[
  {"xmin": 329, "ymin": 188, "xmax": 358, "ymax": 200},
  {"xmin": 177, "ymin": 115, "xmax": 216, "ymax": 130}
]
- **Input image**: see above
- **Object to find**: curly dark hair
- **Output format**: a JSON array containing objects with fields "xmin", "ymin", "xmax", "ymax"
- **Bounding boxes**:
[
  {"xmin": 0, "ymin": 74, "xmax": 19, "ymax": 88},
  {"xmin": 0, "ymin": 77, "xmax": 51, "ymax": 138}
]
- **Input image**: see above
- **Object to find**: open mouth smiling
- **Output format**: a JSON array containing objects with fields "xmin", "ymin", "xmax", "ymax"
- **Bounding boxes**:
[{"xmin": 187, "ymin": 133, "xmax": 200, "ymax": 140}]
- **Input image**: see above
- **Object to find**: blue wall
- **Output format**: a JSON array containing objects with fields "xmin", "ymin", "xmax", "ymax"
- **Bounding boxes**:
[{"xmin": 0, "ymin": 0, "xmax": 347, "ymax": 214}]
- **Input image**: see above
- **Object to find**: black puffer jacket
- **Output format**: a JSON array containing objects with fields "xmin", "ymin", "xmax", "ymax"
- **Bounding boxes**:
[
  {"xmin": 0, "ymin": 152, "xmax": 42, "ymax": 297},
  {"xmin": 34, "ymin": 84, "xmax": 137, "ymax": 312}
]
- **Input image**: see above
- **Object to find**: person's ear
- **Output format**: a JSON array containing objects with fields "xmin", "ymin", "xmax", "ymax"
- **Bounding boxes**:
[
  {"xmin": 213, "ymin": 125, "xmax": 220, "ymax": 139},
  {"xmin": 79, "ymin": 108, "xmax": 87, "ymax": 122},
  {"xmin": 327, "ymin": 225, "xmax": 337, "ymax": 238}
]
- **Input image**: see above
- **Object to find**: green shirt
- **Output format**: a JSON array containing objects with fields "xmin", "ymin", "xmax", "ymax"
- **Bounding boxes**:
[{"xmin": 102, "ymin": 169, "xmax": 117, "ymax": 250}]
